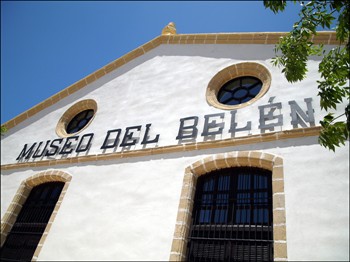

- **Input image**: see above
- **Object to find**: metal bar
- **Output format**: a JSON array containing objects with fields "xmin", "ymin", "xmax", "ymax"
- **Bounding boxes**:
[
  {"xmin": 188, "ymin": 237, "xmax": 273, "ymax": 243},
  {"xmin": 185, "ymin": 168, "xmax": 273, "ymax": 261}
]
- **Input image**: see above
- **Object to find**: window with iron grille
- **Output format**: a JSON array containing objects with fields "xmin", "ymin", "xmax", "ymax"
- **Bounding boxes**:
[
  {"xmin": 187, "ymin": 167, "xmax": 273, "ymax": 262},
  {"xmin": 0, "ymin": 182, "xmax": 64, "ymax": 262}
]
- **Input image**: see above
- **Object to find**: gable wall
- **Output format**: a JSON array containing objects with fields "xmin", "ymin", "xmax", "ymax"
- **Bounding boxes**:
[{"xmin": 1, "ymin": 37, "xmax": 349, "ymax": 261}]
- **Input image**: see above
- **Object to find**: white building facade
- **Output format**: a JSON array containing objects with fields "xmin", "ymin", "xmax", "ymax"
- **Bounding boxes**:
[{"xmin": 1, "ymin": 26, "xmax": 349, "ymax": 261}]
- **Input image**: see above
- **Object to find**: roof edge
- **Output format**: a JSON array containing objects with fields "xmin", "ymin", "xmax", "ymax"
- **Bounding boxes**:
[{"xmin": 2, "ymin": 31, "xmax": 339, "ymax": 130}]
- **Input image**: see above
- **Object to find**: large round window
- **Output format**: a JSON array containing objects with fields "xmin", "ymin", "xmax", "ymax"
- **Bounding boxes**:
[
  {"xmin": 217, "ymin": 76, "xmax": 263, "ymax": 105},
  {"xmin": 206, "ymin": 62, "xmax": 271, "ymax": 110},
  {"xmin": 56, "ymin": 99, "xmax": 97, "ymax": 137}
]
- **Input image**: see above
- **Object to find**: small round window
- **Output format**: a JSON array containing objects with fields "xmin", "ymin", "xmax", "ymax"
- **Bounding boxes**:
[
  {"xmin": 66, "ymin": 109, "xmax": 94, "ymax": 134},
  {"xmin": 206, "ymin": 62, "xmax": 271, "ymax": 110},
  {"xmin": 56, "ymin": 99, "xmax": 97, "ymax": 138},
  {"xmin": 217, "ymin": 76, "xmax": 263, "ymax": 105}
]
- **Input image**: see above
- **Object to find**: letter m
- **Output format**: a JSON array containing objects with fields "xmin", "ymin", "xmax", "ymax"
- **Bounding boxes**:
[{"xmin": 16, "ymin": 143, "xmax": 37, "ymax": 160}]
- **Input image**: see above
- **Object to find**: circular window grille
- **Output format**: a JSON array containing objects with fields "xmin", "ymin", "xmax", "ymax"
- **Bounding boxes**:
[
  {"xmin": 56, "ymin": 99, "xmax": 97, "ymax": 138},
  {"xmin": 206, "ymin": 62, "xmax": 271, "ymax": 110},
  {"xmin": 218, "ymin": 76, "xmax": 263, "ymax": 106},
  {"xmin": 66, "ymin": 109, "xmax": 95, "ymax": 134}
]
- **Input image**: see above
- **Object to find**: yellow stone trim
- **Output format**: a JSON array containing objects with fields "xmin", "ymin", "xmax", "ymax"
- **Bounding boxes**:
[
  {"xmin": 1, "ymin": 126, "xmax": 320, "ymax": 171},
  {"xmin": 1, "ymin": 170, "xmax": 72, "ymax": 262},
  {"xmin": 206, "ymin": 62, "xmax": 272, "ymax": 110},
  {"xmin": 1, "ymin": 32, "xmax": 338, "ymax": 130},
  {"xmin": 169, "ymin": 151, "xmax": 288, "ymax": 261},
  {"xmin": 162, "ymin": 22, "xmax": 177, "ymax": 35}
]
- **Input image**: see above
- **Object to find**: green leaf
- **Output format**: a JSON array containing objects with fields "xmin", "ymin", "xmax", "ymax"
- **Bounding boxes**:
[{"xmin": 266, "ymin": 0, "xmax": 349, "ymax": 151}]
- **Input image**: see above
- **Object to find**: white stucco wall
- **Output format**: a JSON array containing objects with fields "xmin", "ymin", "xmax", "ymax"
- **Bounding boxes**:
[
  {"xmin": 1, "ymin": 139, "xmax": 349, "ymax": 261},
  {"xmin": 2, "ymin": 44, "xmax": 345, "ymax": 165},
  {"xmin": 1, "ymin": 43, "xmax": 349, "ymax": 261}
]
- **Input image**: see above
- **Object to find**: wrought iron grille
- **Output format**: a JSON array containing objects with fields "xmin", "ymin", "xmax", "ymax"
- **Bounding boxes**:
[
  {"xmin": 0, "ymin": 182, "xmax": 64, "ymax": 262},
  {"xmin": 66, "ymin": 109, "xmax": 94, "ymax": 134},
  {"xmin": 217, "ymin": 76, "xmax": 263, "ymax": 105},
  {"xmin": 187, "ymin": 167, "xmax": 273, "ymax": 262}
]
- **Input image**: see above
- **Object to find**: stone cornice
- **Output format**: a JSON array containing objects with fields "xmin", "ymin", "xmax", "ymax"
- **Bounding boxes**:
[{"xmin": 1, "ymin": 126, "xmax": 321, "ymax": 171}]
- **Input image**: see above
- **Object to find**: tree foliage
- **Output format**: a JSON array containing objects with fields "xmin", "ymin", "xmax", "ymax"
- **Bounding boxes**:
[
  {"xmin": 1, "ymin": 125, "xmax": 7, "ymax": 136},
  {"xmin": 264, "ymin": 0, "xmax": 350, "ymax": 151}
]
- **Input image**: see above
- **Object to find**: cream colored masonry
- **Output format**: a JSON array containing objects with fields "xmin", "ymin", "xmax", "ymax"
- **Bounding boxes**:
[
  {"xmin": 0, "ymin": 170, "xmax": 72, "ymax": 262},
  {"xmin": 169, "ymin": 151, "xmax": 287, "ymax": 261},
  {"xmin": 2, "ymin": 32, "xmax": 338, "ymax": 131}
]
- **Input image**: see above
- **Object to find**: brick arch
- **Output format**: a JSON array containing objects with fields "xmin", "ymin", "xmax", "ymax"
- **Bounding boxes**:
[
  {"xmin": 170, "ymin": 151, "xmax": 287, "ymax": 261},
  {"xmin": 23, "ymin": 170, "xmax": 72, "ymax": 188},
  {"xmin": 1, "ymin": 170, "xmax": 72, "ymax": 261}
]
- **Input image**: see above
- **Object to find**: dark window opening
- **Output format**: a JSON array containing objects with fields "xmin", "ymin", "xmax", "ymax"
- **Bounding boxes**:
[
  {"xmin": 217, "ymin": 76, "xmax": 263, "ymax": 106},
  {"xmin": 187, "ymin": 167, "xmax": 273, "ymax": 262},
  {"xmin": 0, "ymin": 182, "xmax": 64, "ymax": 262},
  {"xmin": 66, "ymin": 109, "xmax": 94, "ymax": 134}
]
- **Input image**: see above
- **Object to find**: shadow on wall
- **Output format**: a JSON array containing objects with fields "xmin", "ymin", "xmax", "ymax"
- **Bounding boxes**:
[{"xmin": 1, "ymin": 135, "xmax": 320, "ymax": 177}]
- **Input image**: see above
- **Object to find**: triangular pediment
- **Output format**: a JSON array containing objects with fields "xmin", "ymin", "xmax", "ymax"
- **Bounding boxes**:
[{"xmin": 3, "ymin": 27, "xmax": 337, "ymax": 130}]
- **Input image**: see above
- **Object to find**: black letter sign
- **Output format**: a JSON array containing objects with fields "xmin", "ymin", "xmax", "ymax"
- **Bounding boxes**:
[{"xmin": 176, "ymin": 116, "xmax": 199, "ymax": 140}]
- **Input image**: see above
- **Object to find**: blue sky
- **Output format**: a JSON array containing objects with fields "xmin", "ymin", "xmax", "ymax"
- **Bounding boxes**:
[{"xmin": 0, "ymin": 1, "xmax": 307, "ymax": 124}]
